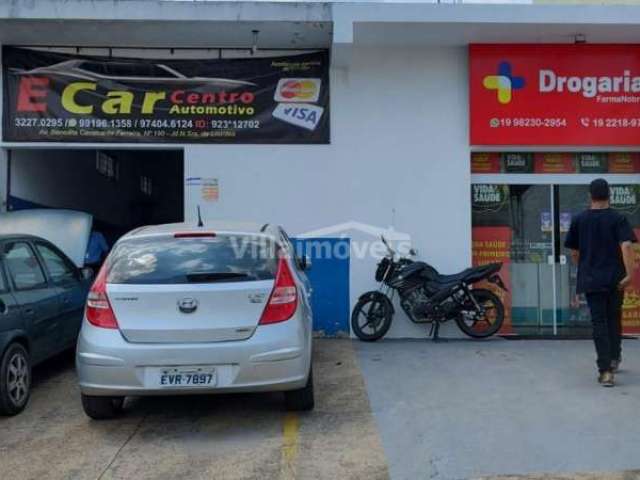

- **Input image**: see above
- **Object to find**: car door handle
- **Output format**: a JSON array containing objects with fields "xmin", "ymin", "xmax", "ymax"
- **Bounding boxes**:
[
  {"xmin": 23, "ymin": 308, "xmax": 35, "ymax": 316},
  {"xmin": 62, "ymin": 296, "xmax": 71, "ymax": 304},
  {"xmin": 0, "ymin": 300, "xmax": 7, "ymax": 315}
]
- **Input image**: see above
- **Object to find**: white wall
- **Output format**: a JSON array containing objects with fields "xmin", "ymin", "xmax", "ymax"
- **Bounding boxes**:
[
  {"xmin": 186, "ymin": 46, "xmax": 471, "ymax": 337},
  {"xmin": 0, "ymin": 43, "xmax": 471, "ymax": 338}
]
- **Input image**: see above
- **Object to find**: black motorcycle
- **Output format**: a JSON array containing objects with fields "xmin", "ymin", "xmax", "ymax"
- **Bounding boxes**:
[{"xmin": 352, "ymin": 237, "xmax": 507, "ymax": 341}]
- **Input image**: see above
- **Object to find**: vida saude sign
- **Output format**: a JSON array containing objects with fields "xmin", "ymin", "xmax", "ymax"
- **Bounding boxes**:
[
  {"xmin": 2, "ymin": 47, "xmax": 330, "ymax": 144},
  {"xmin": 470, "ymin": 44, "xmax": 640, "ymax": 146}
]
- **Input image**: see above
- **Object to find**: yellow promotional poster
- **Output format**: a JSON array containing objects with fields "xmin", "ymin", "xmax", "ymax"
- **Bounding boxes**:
[
  {"xmin": 472, "ymin": 226, "xmax": 512, "ymax": 335},
  {"xmin": 622, "ymin": 232, "xmax": 640, "ymax": 334}
]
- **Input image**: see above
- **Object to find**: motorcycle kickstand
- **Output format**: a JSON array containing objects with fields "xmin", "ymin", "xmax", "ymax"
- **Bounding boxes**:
[
  {"xmin": 431, "ymin": 320, "xmax": 447, "ymax": 343},
  {"xmin": 428, "ymin": 322, "xmax": 435, "ymax": 339}
]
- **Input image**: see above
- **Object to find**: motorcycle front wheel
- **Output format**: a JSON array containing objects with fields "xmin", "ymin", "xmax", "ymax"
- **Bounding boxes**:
[
  {"xmin": 351, "ymin": 296, "xmax": 393, "ymax": 342},
  {"xmin": 455, "ymin": 288, "xmax": 504, "ymax": 339}
]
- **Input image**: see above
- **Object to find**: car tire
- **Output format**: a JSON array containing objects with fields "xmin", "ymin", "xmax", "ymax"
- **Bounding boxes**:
[
  {"xmin": 81, "ymin": 394, "xmax": 125, "ymax": 420},
  {"xmin": 0, "ymin": 342, "xmax": 32, "ymax": 416},
  {"xmin": 284, "ymin": 367, "xmax": 315, "ymax": 411}
]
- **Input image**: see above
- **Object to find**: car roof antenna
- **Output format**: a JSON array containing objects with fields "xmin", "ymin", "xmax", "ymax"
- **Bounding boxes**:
[{"xmin": 197, "ymin": 205, "xmax": 204, "ymax": 228}]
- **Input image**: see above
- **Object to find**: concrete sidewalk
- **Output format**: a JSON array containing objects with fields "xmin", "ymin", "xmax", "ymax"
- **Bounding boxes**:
[
  {"xmin": 479, "ymin": 473, "xmax": 640, "ymax": 480},
  {"xmin": 356, "ymin": 338, "xmax": 640, "ymax": 480}
]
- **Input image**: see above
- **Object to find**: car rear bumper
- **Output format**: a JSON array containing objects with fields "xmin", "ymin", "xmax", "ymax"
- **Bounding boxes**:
[{"xmin": 76, "ymin": 316, "xmax": 311, "ymax": 397}]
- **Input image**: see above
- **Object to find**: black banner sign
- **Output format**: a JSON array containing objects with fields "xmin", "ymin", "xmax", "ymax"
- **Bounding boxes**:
[{"xmin": 2, "ymin": 47, "xmax": 330, "ymax": 144}]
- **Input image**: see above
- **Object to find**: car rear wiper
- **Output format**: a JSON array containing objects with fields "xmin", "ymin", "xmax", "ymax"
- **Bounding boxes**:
[{"xmin": 185, "ymin": 272, "xmax": 250, "ymax": 283}]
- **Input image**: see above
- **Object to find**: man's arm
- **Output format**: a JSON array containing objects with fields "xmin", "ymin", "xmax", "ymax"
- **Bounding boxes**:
[
  {"xmin": 569, "ymin": 249, "xmax": 579, "ymax": 265},
  {"xmin": 615, "ymin": 216, "xmax": 637, "ymax": 290},
  {"xmin": 619, "ymin": 241, "xmax": 636, "ymax": 290},
  {"xmin": 564, "ymin": 216, "xmax": 579, "ymax": 259}
]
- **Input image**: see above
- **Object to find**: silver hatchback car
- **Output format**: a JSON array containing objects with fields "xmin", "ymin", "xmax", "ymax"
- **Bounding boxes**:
[{"xmin": 76, "ymin": 222, "xmax": 314, "ymax": 419}]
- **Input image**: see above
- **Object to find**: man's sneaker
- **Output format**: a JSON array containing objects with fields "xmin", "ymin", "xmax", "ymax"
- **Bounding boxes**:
[
  {"xmin": 611, "ymin": 359, "xmax": 621, "ymax": 373},
  {"xmin": 598, "ymin": 371, "xmax": 615, "ymax": 387}
]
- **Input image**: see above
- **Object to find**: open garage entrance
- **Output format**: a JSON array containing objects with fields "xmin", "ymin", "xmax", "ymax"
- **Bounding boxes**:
[{"xmin": 6, "ymin": 148, "xmax": 184, "ymax": 246}]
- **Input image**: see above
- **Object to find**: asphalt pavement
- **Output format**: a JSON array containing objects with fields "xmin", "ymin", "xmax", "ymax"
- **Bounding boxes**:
[
  {"xmin": 5, "ymin": 336, "xmax": 640, "ymax": 480},
  {"xmin": 0, "ymin": 339, "xmax": 387, "ymax": 480}
]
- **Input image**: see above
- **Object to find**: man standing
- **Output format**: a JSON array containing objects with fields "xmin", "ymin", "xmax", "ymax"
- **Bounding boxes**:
[{"xmin": 565, "ymin": 178, "xmax": 637, "ymax": 387}]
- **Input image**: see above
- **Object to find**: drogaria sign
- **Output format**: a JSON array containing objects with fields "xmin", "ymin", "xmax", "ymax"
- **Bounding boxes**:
[
  {"xmin": 539, "ymin": 70, "xmax": 640, "ymax": 99},
  {"xmin": 470, "ymin": 44, "xmax": 640, "ymax": 146}
]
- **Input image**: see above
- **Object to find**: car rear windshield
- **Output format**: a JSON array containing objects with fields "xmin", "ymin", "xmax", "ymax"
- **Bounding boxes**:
[{"xmin": 106, "ymin": 235, "xmax": 278, "ymax": 285}]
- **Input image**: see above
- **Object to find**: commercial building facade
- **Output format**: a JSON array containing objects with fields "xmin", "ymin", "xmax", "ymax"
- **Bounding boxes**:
[{"xmin": 1, "ymin": 1, "xmax": 639, "ymax": 337}]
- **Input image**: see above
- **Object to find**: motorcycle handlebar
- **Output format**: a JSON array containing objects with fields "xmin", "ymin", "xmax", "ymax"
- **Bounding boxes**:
[{"xmin": 380, "ymin": 235, "xmax": 395, "ymax": 256}]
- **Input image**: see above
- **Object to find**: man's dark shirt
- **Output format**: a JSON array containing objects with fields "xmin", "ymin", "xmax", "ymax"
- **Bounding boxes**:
[{"xmin": 564, "ymin": 208, "xmax": 637, "ymax": 293}]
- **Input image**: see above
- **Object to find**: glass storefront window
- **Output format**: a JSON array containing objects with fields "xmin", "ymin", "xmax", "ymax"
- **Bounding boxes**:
[{"xmin": 471, "ymin": 152, "xmax": 640, "ymax": 337}]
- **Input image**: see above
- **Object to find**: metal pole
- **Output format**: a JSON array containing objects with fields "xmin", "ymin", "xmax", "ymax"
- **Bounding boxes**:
[{"xmin": 550, "ymin": 186, "xmax": 558, "ymax": 336}]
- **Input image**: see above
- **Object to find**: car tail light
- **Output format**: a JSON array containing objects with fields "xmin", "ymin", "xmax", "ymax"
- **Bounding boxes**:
[
  {"xmin": 259, "ymin": 253, "xmax": 298, "ymax": 325},
  {"xmin": 85, "ymin": 264, "xmax": 119, "ymax": 329}
]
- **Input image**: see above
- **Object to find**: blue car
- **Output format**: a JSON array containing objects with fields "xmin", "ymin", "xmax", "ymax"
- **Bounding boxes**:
[{"xmin": 0, "ymin": 234, "xmax": 91, "ymax": 415}]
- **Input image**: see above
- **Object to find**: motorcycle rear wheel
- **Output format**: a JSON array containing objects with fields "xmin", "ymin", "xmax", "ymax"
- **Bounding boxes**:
[
  {"xmin": 351, "ymin": 296, "xmax": 393, "ymax": 342},
  {"xmin": 455, "ymin": 288, "xmax": 504, "ymax": 339}
]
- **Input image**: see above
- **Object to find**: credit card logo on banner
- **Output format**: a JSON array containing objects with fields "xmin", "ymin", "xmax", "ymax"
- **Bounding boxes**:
[
  {"xmin": 483, "ymin": 62, "xmax": 525, "ymax": 104},
  {"xmin": 272, "ymin": 103, "xmax": 324, "ymax": 131},
  {"xmin": 274, "ymin": 78, "xmax": 321, "ymax": 103}
]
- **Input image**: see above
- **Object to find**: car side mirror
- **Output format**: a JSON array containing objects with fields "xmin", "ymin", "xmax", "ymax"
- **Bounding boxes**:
[
  {"xmin": 299, "ymin": 255, "xmax": 312, "ymax": 271},
  {"xmin": 80, "ymin": 267, "xmax": 95, "ymax": 281}
]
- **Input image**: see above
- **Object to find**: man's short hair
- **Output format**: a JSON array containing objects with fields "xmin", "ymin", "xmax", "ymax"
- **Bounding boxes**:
[{"xmin": 590, "ymin": 178, "xmax": 610, "ymax": 201}]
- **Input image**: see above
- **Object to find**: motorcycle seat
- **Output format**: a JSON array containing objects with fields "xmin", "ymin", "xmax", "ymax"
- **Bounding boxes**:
[
  {"xmin": 433, "ymin": 263, "xmax": 501, "ymax": 285},
  {"xmin": 434, "ymin": 268, "xmax": 475, "ymax": 284}
]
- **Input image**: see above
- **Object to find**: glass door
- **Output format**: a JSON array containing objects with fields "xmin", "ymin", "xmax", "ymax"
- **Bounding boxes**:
[
  {"xmin": 472, "ymin": 184, "xmax": 554, "ymax": 335},
  {"xmin": 555, "ymin": 185, "xmax": 591, "ymax": 335},
  {"xmin": 471, "ymin": 151, "xmax": 640, "ymax": 337},
  {"xmin": 557, "ymin": 184, "xmax": 640, "ymax": 336},
  {"xmin": 473, "ymin": 182, "xmax": 640, "ymax": 337}
]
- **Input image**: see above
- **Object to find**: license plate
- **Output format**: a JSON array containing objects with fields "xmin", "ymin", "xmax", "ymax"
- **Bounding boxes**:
[{"xmin": 154, "ymin": 366, "xmax": 217, "ymax": 388}]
